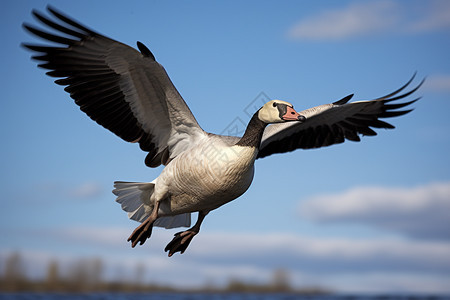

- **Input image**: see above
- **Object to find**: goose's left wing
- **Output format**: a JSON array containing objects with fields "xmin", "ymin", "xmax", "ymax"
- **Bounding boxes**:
[
  {"xmin": 22, "ymin": 6, "xmax": 206, "ymax": 168},
  {"xmin": 258, "ymin": 75, "xmax": 423, "ymax": 159}
]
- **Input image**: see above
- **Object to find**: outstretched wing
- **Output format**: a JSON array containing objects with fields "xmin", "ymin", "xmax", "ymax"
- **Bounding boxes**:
[
  {"xmin": 258, "ymin": 74, "xmax": 423, "ymax": 159},
  {"xmin": 23, "ymin": 6, "xmax": 206, "ymax": 167}
]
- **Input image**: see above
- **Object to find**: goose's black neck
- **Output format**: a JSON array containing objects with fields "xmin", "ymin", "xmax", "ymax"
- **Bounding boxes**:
[{"xmin": 235, "ymin": 112, "xmax": 268, "ymax": 148}]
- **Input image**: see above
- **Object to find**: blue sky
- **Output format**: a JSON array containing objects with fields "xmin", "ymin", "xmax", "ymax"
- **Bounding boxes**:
[{"xmin": 1, "ymin": 0, "xmax": 450, "ymax": 293}]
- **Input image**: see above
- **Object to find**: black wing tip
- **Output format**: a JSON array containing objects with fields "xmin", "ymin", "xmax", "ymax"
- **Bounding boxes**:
[
  {"xmin": 31, "ymin": 8, "xmax": 41, "ymax": 17},
  {"xmin": 333, "ymin": 94, "xmax": 354, "ymax": 105},
  {"xmin": 45, "ymin": 5, "xmax": 72, "ymax": 23},
  {"xmin": 381, "ymin": 108, "xmax": 414, "ymax": 118},
  {"xmin": 22, "ymin": 22, "xmax": 35, "ymax": 33},
  {"xmin": 22, "ymin": 6, "xmax": 104, "ymax": 55},
  {"xmin": 46, "ymin": 4, "xmax": 59, "ymax": 14},
  {"xmin": 379, "ymin": 83, "xmax": 420, "ymax": 119},
  {"xmin": 20, "ymin": 42, "xmax": 41, "ymax": 54},
  {"xmin": 376, "ymin": 74, "xmax": 424, "ymax": 119},
  {"xmin": 404, "ymin": 72, "xmax": 418, "ymax": 89},
  {"xmin": 45, "ymin": 5, "xmax": 74, "ymax": 21},
  {"xmin": 384, "ymin": 97, "xmax": 420, "ymax": 111},
  {"xmin": 137, "ymin": 41, "xmax": 156, "ymax": 61},
  {"xmin": 25, "ymin": 5, "xmax": 97, "ymax": 36},
  {"xmin": 374, "ymin": 72, "xmax": 422, "ymax": 101}
]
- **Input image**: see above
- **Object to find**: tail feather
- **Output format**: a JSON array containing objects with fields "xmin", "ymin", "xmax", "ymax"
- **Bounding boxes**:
[
  {"xmin": 154, "ymin": 214, "xmax": 191, "ymax": 229},
  {"xmin": 113, "ymin": 181, "xmax": 154, "ymax": 223},
  {"xmin": 112, "ymin": 181, "xmax": 191, "ymax": 229}
]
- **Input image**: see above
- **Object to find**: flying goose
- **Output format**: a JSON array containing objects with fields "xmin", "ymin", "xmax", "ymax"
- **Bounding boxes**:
[{"xmin": 23, "ymin": 7, "xmax": 423, "ymax": 257}]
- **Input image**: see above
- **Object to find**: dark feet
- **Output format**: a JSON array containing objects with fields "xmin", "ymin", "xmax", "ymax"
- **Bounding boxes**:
[
  {"xmin": 127, "ymin": 217, "xmax": 154, "ymax": 247},
  {"xmin": 164, "ymin": 230, "xmax": 197, "ymax": 257}
]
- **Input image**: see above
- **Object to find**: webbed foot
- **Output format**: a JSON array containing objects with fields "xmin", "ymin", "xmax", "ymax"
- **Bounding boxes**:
[
  {"xmin": 127, "ymin": 216, "xmax": 154, "ymax": 248},
  {"xmin": 164, "ymin": 230, "xmax": 197, "ymax": 257}
]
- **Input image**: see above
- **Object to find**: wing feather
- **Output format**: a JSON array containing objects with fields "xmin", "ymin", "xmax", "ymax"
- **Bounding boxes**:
[
  {"xmin": 258, "ymin": 74, "xmax": 423, "ymax": 159},
  {"xmin": 23, "ymin": 6, "xmax": 206, "ymax": 167}
]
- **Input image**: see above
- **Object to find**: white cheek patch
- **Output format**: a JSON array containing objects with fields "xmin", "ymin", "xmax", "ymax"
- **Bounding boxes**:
[
  {"xmin": 258, "ymin": 109, "xmax": 271, "ymax": 123},
  {"xmin": 258, "ymin": 107, "xmax": 281, "ymax": 123}
]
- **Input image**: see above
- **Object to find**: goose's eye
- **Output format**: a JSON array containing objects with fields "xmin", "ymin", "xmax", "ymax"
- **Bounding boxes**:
[{"xmin": 272, "ymin": 102, "xmax": 277, "ymax": 107}]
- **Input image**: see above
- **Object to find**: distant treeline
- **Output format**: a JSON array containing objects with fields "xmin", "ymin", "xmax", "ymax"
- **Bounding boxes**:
[{"xmin": 0, "ymin": 252, "xmax": 328, "ymax": 294}]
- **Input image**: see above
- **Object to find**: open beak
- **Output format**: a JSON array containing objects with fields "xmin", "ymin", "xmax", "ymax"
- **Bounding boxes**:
[{"xmin": 282, "ymin": 106, "xmax": 306, "ymax": 122}]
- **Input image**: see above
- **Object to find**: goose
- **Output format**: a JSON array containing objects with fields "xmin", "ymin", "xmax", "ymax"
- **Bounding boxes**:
[{"xmin": 23, "ymin": 7, "xmax": 423, "ymax": 257}]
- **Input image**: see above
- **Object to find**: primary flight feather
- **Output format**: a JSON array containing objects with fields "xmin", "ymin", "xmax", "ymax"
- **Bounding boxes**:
[{"xmin": 23, "ymin": 6, "xmax": 423, "ymax": 256}]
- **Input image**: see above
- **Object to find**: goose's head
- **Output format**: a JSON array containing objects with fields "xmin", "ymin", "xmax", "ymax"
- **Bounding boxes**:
[{"xmin": 257, "ymin": 100, "xmax": 306, "ymax": 124}]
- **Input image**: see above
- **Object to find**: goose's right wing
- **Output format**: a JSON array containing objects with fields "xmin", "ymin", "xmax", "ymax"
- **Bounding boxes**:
[
  {"xmin": 23, "ymin": 6, "xmax": 207, "ymax": 168},
  {"xmin": 258, "ymin": 74, "xmax": 423, "ymax": 159}
]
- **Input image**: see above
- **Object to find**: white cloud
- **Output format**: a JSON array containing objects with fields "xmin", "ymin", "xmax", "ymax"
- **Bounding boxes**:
[
  {"xmin": 48, "ymin": 226, "xmax": 132, "ymax": 247},
  {"xmin": 322, "ymin": 272, "xmax": 450, "ymax": 294},
  {"xmin": 34, "ymin": 181, "xmax": 104, "ymax": 201},
  {"xmin": 3, "ymin": 227, "xmax": 450, "ymax": 292},
  {"xmin": 287, "ymin": 0, "xmax": 450, "ymax": 41},
  {"xmin": 68, "ymin": 182, "xmax": 103, "ymax": 198},
  {"xmin": 299, "ymin": 181, "xmax": 450, "ymax": 239},
  {"xmin": 52, "ymin": 227, "xmax": 450, "ymax": 267},
  {"xmin": 424, "ymin": 74, "xmax": 450, "ymax": 92},
  {"xmin": 3, "ymin": 225, "xmax": 450, "ymax": 292},
  {"xmin": 406, "ymin": 0, "xmax": 450, "ymax": 33},
  {"xmin": 288, "ymin": 1, "xmax": 398, "ymax": 40}
]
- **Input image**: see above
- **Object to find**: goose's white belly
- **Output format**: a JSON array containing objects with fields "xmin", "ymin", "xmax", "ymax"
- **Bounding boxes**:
[{"xmin": 156, "ymin": 142, "xmax": 257, "ymax": 215}]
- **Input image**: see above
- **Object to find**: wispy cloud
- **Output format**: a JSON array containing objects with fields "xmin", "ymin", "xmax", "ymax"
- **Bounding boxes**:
[
  {"xmin": 287, "ymin": 0, "xmax": 450, "ymax": 41},
  {"xmin": 424, "ymin": 74, "xmax": 450, "ymax": 92},
  {"xmin": 3, "ymin": 227, "xmax": 450, "ymax": 292},
  {"xmin": 407, "ymin": 0, "xmax": 450, "ymax": 33},
  {"xmin": 299, "ymin": 181, "xmax": 450, "ymax": 240},
  {"xmin": 35, "ymin": 181, "xmax": 104, "ymax": 201},
  {"xmin": 287, "ymin": 1, "xmax": 398, "ymax": 40},
  {"xmin": 67, "ymin": 182, "xmax": 103, "ymax": 199}
]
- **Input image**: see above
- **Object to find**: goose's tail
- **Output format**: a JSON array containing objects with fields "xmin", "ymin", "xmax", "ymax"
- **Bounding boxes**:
[
  {"xmin": 113, "ymin": 181, "xmax": 155, "ymax": 223},
  {"xmin": 112, "ymin": 181, "xmax": 191, "ymax": 229}
]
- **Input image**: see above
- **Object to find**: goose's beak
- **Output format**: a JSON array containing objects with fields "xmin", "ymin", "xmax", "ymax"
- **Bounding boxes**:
[{"xmin": 282, "ymin": 106, "xmax": 306, "ymax": 122}]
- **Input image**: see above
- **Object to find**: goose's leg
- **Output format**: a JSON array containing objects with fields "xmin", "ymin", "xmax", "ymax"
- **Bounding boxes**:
[
  {"xmin": 127, "ymin": 201, "xmax": 160, "ymax": 248},
  {"xmin": 165, "ymin": 211, "xmax": 208, "ymax": 257}
]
